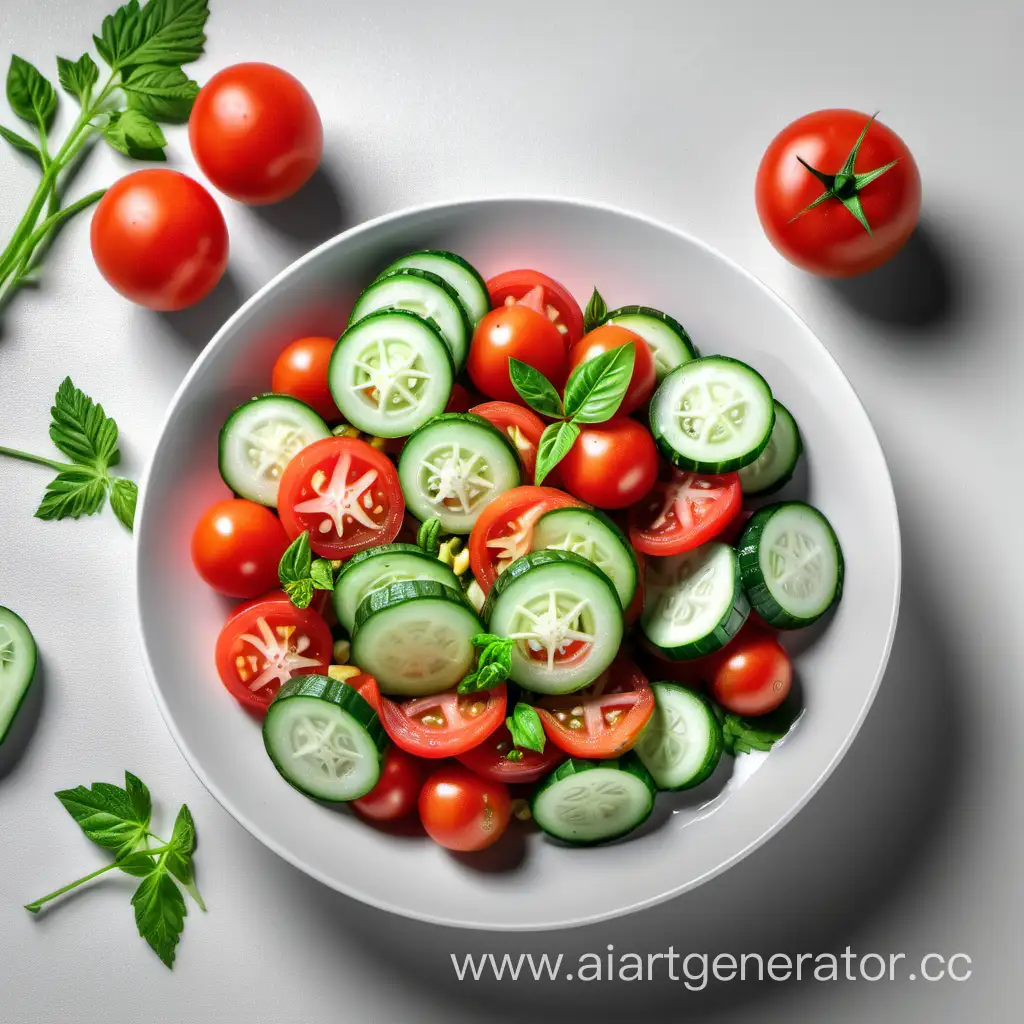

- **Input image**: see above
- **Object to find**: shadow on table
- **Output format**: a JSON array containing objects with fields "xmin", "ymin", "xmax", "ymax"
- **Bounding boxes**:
[
  {"xmin": 155, "ymin": 269, "xmax": 246, "ymax": 354},
  {"xmin": 0, "ymin": 658, "xmax": 45, "ymax": 783},
  {"xmin": 248, "ymin": 165, "xmax": 353, "ymax": 246}
]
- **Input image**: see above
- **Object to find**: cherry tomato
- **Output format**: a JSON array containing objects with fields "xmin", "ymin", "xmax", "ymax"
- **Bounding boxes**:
[
  {"xmin": 467, "ymin": 305, "xmax": 567, "ymax": 404},
  {"xmin": 189, "ymin": 62, "xmax": 323, "ymax": 205},
  {"xmin": 380, "ymin": 685, "xmax": 507, "ymax": 759},
  {"xmin": 558, "ymin": 419, "xmax": 658, "ymax": 510},
  {"xmin": 469, "ymin": 401, "xmax": 546, "ymax": 479},
  {"xmin": 487, "ymin": 269, "xmax": 585, "ymax": 346},
  {"xmin": 456, "ymin": 722, "xmax": 566, "ymax": 784},
  {"xmin": 418, "ymin": 765, "xmax": 512, "ymax": 852},
  {"xmin": 215, "ymin": 594, "xmax": 332, "ymax": 712},
  {"xmin": 191, "ymin": 499, "xmax": 289, "ymax": 598},
  {"xmin": 277, "ymin": 436, "xmax": 404, "ymax": 559},
  {"xmin": 352, "ymin": 746, "xmax": 425, "ymax": 822},
  {"xmin": 537, "ymin": 656, "xmax": 654, "ymax": 758},
  {"xmin": 568, "ymin": 325, "xmax": 656, "ymax": 416},
  {"xmin": 271, "ymin": 337, "xmax": 339, "ymax": 422},
  {"xmin": 756, "ymin": 109, "xmax": 921, "ymax": 277},
  {"xmin": 629, "ymin": 469, "xmax": 741, "ymax": 556},
  {"xmin": 710, "ymin": 629, "xmax": 792, "ymax": 716},
  {"xmin": 468, "ymin": 486, "xmax": 583, "ymax": 590},
  {"xmin": 90, "ymin": 169, "xmax": 228, "ymax": 311}
]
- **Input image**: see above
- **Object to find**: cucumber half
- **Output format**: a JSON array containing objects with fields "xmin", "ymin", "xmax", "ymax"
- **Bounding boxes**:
[
  {"xmin": 634, "ymin": 684, "xmax": 723, "ymax": 790},
  {"xmin": 737, "ymin": 401, "xmax": 802, "ymax": 497},
  {"xmin": 0, "ymin": 607, "xmax": 37, "ymax": 744},
  {"xmin": 738, "ymin": 502, "xmax": 844, "ymax": 628},
  {"xmin": 377, "ymin": 251, "xmax": 489, "ymax": 325},
  {"xmin": 531, "ymin": 755, "xmax": 656, "ymax": 845},
  {"xmin": 601, "ymin": 305, "xmax": 697, "ymax": 382},
  {"xmin": 650, "ymin": 356, "xmax": 775, "ymax": 473},
  {"xmin": 263, "ymin": 675, "xmax": 386, "ymax": 801}
]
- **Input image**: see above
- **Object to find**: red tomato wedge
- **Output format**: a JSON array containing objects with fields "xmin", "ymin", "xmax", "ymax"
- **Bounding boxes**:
[
  {"xmin": 468, "ymin": 485, "xmax": 584, "ymax": 591},
  {"xmin": 536, "ymin": 656, "xmax": 654, "ymax": 758},
  {"xmin": 277, "ymin": 436, "xmax": 404, "ymax": 559},
  {"xmin": 628, "ymin": 469, "xmax": 741, "ymax": 556},
  {"xmin": 380, "ymin": 685, "xmax": 507, "ymax": 758},
  {"xmin": 486, "ymin": 269, "xmax": 584, "ymax": 347},
  {"xmin": 456, "ymin": 722, "xmax": 566, "ymax": 784},
  {"xmin": 470, "ymin": 401, "xmax": 546, "ymax": 479},
  {"xmin": 215, "ymin": 594, "xmax": 333, "ymax": 713}
]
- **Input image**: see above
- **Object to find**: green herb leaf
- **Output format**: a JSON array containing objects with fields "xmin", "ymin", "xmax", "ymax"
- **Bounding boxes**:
[
  {"xmin": 507, "ymin": 703, "xmax": 545, "ymax": 754},
  {"xmin": 583, "ymin": 287, "xmax": 607, "ymax": 333},
  {"xmin": 56, "ymin": 53, "xmax": 99, "ymax": 104},
  {"xmin": 49, "ymin": 376, "xmax": 120, "ymax": 471},
  {"xmin": 131, "ymin": 866, "xmax": 186, "ymax": 968},
  {"xmin": 534, "ymin": 420, "xmax": 579, "ymax": 485},
  {"xmin": 34, "ymin": 468, "xmax": 108, "ymax": 521},
  {"xmin": 562, "ymin": 343, "xmax": 635, "ymax": 424},
  {"xmin": 165, "ymin": 804, "xmax": 196, "ymax": 886},
  {"xmin": 118, "ymin": 851, "xmax": 160, "ymax": 877},
  {"xmin": 0, "ymin": 124, "xmax": 42, "ymax": 165},
  {"xmin": 102, "ymin": 108, "xmax": 167, "ymax": 160},
  {"xmin": 109, "ymin": 478, "xmax": 138, "ymax": 531},
  {"xmin": 310, "ymin": 559, "xmax": 334, "ymax": 591},
  {"xmin": 95, "ymin": 0, "xmax": 209, "ymax": 72},
  {"xmin": 458, "ymin": 637, "xmax": 514, "ymax": 693},
  {"xmin": 6, "ymin": 56, "xmax": 57, "ymax": 130},
  {"xmin": 55, "ymin": 771, "xmax": 151, "ymax": 859},
  {"xmin": 123, "ymin": 64, "xmax": 199, "ymax": 123},
  {"xmin": 416, "ymin": 517, "xmax": 442, "ymax": 555},
  {"xmin": 720, "ymin": 701, "xmax": 803, "ymax": 756},
  {"xmin": 471, "ymin": 633, "xmax": 504, "ymax": 648},
  {"xmin": 508, "ymin": 358, "xmax": 565, "ymax": 419},
  {"xmin": 283, "ymin": 578, "xmax": 314, "ymax": 609}
]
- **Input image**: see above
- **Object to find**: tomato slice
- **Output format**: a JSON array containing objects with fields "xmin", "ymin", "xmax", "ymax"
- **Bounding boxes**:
[
  {"xmin": 536, "ymin": 656, "xmax": 654, "ymax": 758},
  {"xmin": 486, "ymin": 269, "xmax": 585, "ymax": 347},
  {"xmin": 468, "ymin": 485, "xmax": 584, "ymax": 591},
  {"xmin": 215, "ymin": 594, "xmax": 333, "ymax": 713},
  {"xmin": 380, "ymin": 685, "xmax": 507, "ymax": 758},
  {"xmin": 628, "ymin": 469, "xmax": 742, "ymax": 556},
  {"xmin": 456, "ymin": 722, "xmax": 566, "ymax": 784},
  {"xmin": 277, "ymin": 436, "xmax": 404, "ymax": 559},
  {"xmin": 347, "ymin": 672, "xmax": 383, "ymax": 714},
  {"xmin": 469, "ymin": 401, "xmax": 546, "ymax": 480}
]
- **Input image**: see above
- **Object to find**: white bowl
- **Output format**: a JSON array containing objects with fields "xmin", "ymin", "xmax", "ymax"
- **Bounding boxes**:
[{"xmin": 136, "ymin": 197, "xmax": 900, "ymax": 930}]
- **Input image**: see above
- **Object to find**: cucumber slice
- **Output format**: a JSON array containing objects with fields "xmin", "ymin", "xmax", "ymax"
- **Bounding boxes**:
[
  {"xmin": 530, "ymin": 506, "xmax": 638, "ymax": 609},
  {"xmin": 219, "ymin": 394, "xmax": 331, "ymax": 506},
  {"xmin": 378, "ymin": 251, "xmax": 489, "ymax": 325},
  {"xmin": 263, "ymin": 675, "xmax": 386, "ymax": 801},
  {"xmin": 738, "ymin": 401, "xmax": 802, "ymax": 496},
  {"xmin": 332, "ymin": 543, "xmax": 460, "ymax": 634},
  {"xmin": 634, "ymin": 684, "xmax": 723, "ymax": 790},
  {"xmin": 483, "ymin": 550, "xmax": 623, "ymax": 695},
  {"xmin": 601, "ymin": 305, "xmax": 697, "ymax": 382},
  {"xmin": 349, "ymin": 268, "xmax": 472, "ymax": 369},
  {"xmin": 640, "ymin": 541, "xmax": 749, "ymax": 660},
  {"xmin": 398, "ymin": 413, "xmax": 521, "ymax": 534},
  {"xmin": 352, "ymin": 580, "xmax": 483, "ymax": 696},
  {"xmin": 531, "ymin": 755, "xmax": 656, "ymax": 845},
  {"xmin": 650, "ymin": 356, "xmax": 775, "ymax": 473},
  {"xmin": 329, "ymin": 310, "xmax": 454, "ymax": 438},
  {"xmin": 738, "ymin": 502, "xmax": 844, "ymax": 628},
  {"xmin": 0, "ymin": 607, "xmax": 37, "ymax": 744}
]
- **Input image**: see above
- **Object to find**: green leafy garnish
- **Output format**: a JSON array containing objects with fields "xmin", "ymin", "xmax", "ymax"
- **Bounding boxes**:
[
  {"xmin": 582, "ymin": 287, "xmax": 607, "ymax": 333},
  {"xmin": 278, "ymin": 531, "xmax": 335, "ymax": 608},
  {"xmin": 534, "ymin": 420, "xmax": 580, "ymax": 486},
  {"xmin": 509, "ymin": 358, "xmax": 565, "ymax": 419},
  {"xmin": 458, "ymin": 634, "xmax": 515, "ymax": 694},
  {"xmin": 506, "ymin": 702, "xmax": 545, "ymax": 755},
  {"xmin": 718, "ymin": 700, "xmax": 803, "ymax": 756},
  {"xmin": 416, "ymin": 516, "xmax": 442, "ymax": 556}
]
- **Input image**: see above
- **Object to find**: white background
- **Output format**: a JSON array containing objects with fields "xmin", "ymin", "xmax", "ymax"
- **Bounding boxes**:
[{"xmin": 1, "ymin": 1, "xmax": 1021, "ymax": 1021}]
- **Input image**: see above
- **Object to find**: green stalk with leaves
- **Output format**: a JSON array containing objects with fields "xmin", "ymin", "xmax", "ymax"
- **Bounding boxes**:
[{"xmin": 0, "ymin": 0, "xmax": 209, "ymax": 310}]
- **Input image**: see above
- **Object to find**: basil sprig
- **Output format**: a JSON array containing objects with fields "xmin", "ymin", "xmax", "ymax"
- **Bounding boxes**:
[
  {"xmin": 506, "ymin": 702, "xmax": 545, "ymax": 757},
  {"xmin": 278, "ymin": 531, "xmax": 335, "ymax": 608}
]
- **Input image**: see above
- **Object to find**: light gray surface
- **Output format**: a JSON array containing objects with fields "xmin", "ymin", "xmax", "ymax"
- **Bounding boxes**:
[{"xmin": 0, "ymin": 0, "xmax": 1019, "ymax": 1021}]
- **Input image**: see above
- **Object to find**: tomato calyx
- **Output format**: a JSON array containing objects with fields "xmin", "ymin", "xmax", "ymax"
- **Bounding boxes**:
[{"xmin": 790, "ymin": 112, "xmax": 900, "ymax": 236}]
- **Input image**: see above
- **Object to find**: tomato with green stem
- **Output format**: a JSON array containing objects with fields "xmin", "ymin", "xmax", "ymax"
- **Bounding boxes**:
[{"xmin": 418, "ymin": 765, "xmax": 512, "ymax": 851}]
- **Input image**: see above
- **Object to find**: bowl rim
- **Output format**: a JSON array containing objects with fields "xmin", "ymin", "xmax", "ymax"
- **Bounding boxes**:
[{"xmin": 134, "ymin": 194, "xmax": 902, "ymax": 930}]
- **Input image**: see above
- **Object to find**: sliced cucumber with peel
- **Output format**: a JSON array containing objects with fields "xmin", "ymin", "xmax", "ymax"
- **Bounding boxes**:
[
  {"xmin": 641, "ymin": 541, "xmax": 749, "ymax": 660},
  {"xmin": 263, "ymin": 675, "xmax": 386, "ymax": 801},
  {"xmin": 352, "ymin": 580, "xmax": 482, "ymax": 696},
  {"xmin": 650, "ymin": 356, "xmax": 774, "ymax": 473},
  {"xmin": 738, "ymin": 401, "xmax": 802, "ymax": 497},
  {"xmin": 0, "ymin": 607, "xmax": 37, "ymax": 745},
  {"xmin": 219, "ymin": 394, "xmax": 331, "ymax": 506},
  {"xmin": 634, "ymin": 684, "xmax": 723, "ymax": 790},
  {"xmin": 377, "ymin": 250, "xmax": 489, "ymax": 325},
  {"xmin": 398, "ymin": 413, "xmax": 521, "ymax": 534},
  {"xmin": 601, "ymin": 305, "xmax": 697, "ymax": 382},
  {"xmin": 531, "ymin": 755, "xmax": 656, "ymax": 845},
  {"xmin": 738, "ymin": 502, "xmax": 844, "ymax": 628}
]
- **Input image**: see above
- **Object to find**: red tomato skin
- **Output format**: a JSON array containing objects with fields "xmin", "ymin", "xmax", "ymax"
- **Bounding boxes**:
[
  {"xmin": 468, "ymin": 306, "xmax": 567, "ymax": 403},
  {"xmin": 418, "ymin": 765, "xmax": 512, "ymax": 852},
  {"xmin": 271, "ymin": 337, "xmax": 339, "ymax": 422},
  {"xmin": 189, "ymin": 63, "xmax": 323, "ymax": 205},
  {"xmin": 756, "ymin": 109, "xmax": 921, "ymax": 278},
  {"xmin": 456, "ymin": 722, "xmax": 566, "ymax": 784},
  {"xmin": 90, "ymin": 169, "xmax": 228, "ymax": 311},
  {"xmin": 486, "ymin": 269, "xmax": 585, "ymax": 346},
  {"xmin": 568, "ymin": 325, "xmax": 656, "ymax": 415},
  {"xmin": 558, "ymin": 419, "xmax": 658, "ymax": 510},
  {"xmin": 352, "ymin": 747, "xmax": 425, "ymax": 822},
  {"xmin": 191, "ymin": 499, "xmax": 289, "ymax": 598},
  {"xmin": 710, "ymin": 631, "xmax": 793, "ymax": 716}
]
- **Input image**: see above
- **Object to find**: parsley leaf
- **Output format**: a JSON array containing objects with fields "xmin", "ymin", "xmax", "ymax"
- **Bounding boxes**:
[
  {"xmin": 109, "ymin": 477, "xmax": 138, "ymax": 530},
  {"xmin": 55, "ymin": 771, "xmax": 151, "ymax": 859},
  {"xmin": 49, "ymin": 376, "xmax": 120, "ymax": 471},
  {"xmin": 34, "ymin": 467, "xmax": 108, "ymax": 521},
  {"xmin": 95, "ymin": 0, "xmax": 209, "ymax": 72},
  {"xmin": 131, "ymin": 865, "xmax": 186, "ymax": 968},
  {"xmin": 56, "ymin": 53, "xmax": 99, "ymax": 104},
  {"xmin": 122, "ymin": 64, "xmax": 199, "ymax": 123}
]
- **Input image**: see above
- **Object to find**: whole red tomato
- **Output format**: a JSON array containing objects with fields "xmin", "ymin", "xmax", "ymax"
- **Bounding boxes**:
[
  {"xmin": 756, "ymin": 109, "xmax": 921, "ymax": 277},
  {"xmin": 189, "ymin": 62, "xmax": 323, "ymax": 205},
  {"xmin": 91, "ymin": 169, "xmax": 228, "ymax": 310},
  {"xmin": 710, "ymin": 629, "xmax": 792, "ymax": 716},
  {"xmin": 418, "ymin": 765, "xmax": 512, "ymax": 851},
  {"xmin": 352, "ymin": 747, "xmax": 425, "ymax": 822},
  {"xmin": 271, "ymin": 336, "xmax": 339, "ymax": 422},
  {"xmin": 557, "ymin": 418, "xmax": 658, "ymax": 509},
  {"xmin": 568, "ymin": 324, "xmax": 656, "ymax": 415}
]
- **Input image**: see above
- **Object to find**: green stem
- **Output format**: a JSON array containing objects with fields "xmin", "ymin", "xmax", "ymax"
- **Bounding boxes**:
[
  {"xmin": 24, "ymin": 861, "xmax": 120, "ymax": 913},
  {"xmin": 0, "ymin": 445, "xmax": 68, "ymax": 472}
]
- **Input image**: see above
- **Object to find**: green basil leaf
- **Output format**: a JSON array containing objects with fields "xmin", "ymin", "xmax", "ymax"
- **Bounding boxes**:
[
  {"xmin": 131, "ymin": 866, "xmax": 186, "ymax": 968},
  {"xmin": 123, "ymin": 64, "xmax": 199, "ymax": 123},
  {"xmin": 507, "ymin": 703, "xmax": 545, "ymax": 754},
  {"xmin": 102, "ymin": 109, "xmax": 167, "ymax": 160},
  {"xmin": 508, "ymin": 358, "xmax": 564, "ymax": 419},
  {"xmin": 165, "ymin": 804, "xmax": 196, "ymax": 886},
  {"xmin": 6, "ymin": 56, "xmax": 57, "ymax": 130},
  {"xmin": 96, "ymin": 0, "xmax": 209, "ymax": 71},
  {"xmin": 117, "ymin": 850, "xmax": 160, "ymax": 878},
  {"xmin": 34, "ymin": 468, "xmax": 108, "ymax": 521},
  {"xmin": 110, "ymin": 478, "xmax": 138, "ymax": 531},
  {"xmin": 309, "ymin": 559, "xmax": 334, "ymax": 591},
  {"xmin": 279, "ymin": 532, "xmax": 312, "ymax": 586},
  {"xmin": 55, "ymin": 772, "xmax": 152, "ymax": 859},
  {"xmin": 56, "ymin": 53, "xmax": 99, "ymax": 104},
  {"xmin": 49, "ymin": 377, "xmax": 120, "ymax": 470},
  {"xmin": 563, "ymin": 343, "xmax": 635, "ymax": 424},
  {"xmin": 583, "ymin": 288, "xmax": 607, "ymax": 333},
  {"xmin": 416, "ymin": 517, "xmax": 442, "ymax": 555},
  {"xmin": 0, "ymin": 124, "xmax": 42, "ymax": 166},
  {"xmin": 283, "ymin": 578, "xmax": 314, "ymax": 609},
  {"xmin": 534, "ymin": 420, "xmax": 579, "ymax": 485}
]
